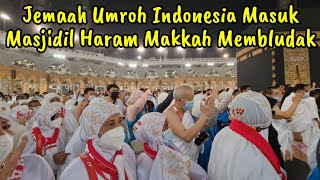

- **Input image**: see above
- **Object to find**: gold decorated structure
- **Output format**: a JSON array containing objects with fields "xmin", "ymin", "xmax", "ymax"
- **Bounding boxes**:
[{"xmin": 0, "ymin": 64, "xmax": 235, "ymax": 94}]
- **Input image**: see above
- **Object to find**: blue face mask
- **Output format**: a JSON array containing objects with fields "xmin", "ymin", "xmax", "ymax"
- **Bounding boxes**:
[{"xmin": 183, "ymin": 100, "xmax": 194, "ymax": 112}]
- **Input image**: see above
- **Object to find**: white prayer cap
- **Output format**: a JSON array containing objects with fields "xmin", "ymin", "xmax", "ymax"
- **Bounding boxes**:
[
  {"xmin": 229, "ymin": 91, "xmax": 272, "ymax": 128},
  {"xmin": 133, "ymin": 112, "xmax": 166, "ymax": 145},
  {"xmin": 80, "ymin": 98, "xmax": 121, "ymax": 139}
]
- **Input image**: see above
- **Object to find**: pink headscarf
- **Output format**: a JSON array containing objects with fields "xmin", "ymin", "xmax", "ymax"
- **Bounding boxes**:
[{"xmin": 127, "ymin": 90, "xmax": 144, "ymax": 105}]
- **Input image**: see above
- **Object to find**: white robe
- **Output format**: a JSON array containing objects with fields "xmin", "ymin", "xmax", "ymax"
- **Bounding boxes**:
[
  {"xmin": 23, "ymin": 128, "xmax": 67, "ymax": 175},
  {"xmin": 137, "ymin": 146, "xmax": 207, "ymax": 180},
  {"xmin": 149, "ymin": 145, "xmax": 207, "ymax": 180},
  {"xmin": 208, "ymin": 127, "xmax": 281, "ymax": 180},
  {"xmin": 304, "ymin": 97, "xmax": 320, "ymax": 120},
  {"xmin": 281, "ymin": 93, "xmax": 319, "ymax": 147},
  {"xmin": 307, "ymin": 133, "xmax": 320, "ymax": 170},
  {"xmin": 59, "ymin": 143, "xmax": 136, "ymax": 180},
  {"xmin": 20, "ymin": 154, "xmax": 55, "ymax": 180},
  {"xmin": 59, "ymin": 127, "xmax": 86, "ymax": 176},
  {"xmin": 172, "ymin": 111, "xmax": 199, "ymax": 161},
  {"xmin": 115, "ymin": 98, "xmax": 125, "ymax": 116}
]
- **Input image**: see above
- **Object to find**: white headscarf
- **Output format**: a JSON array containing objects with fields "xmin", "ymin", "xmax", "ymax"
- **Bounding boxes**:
[
  {"xmin": 80, "ymin": 98, "xmax": 121, "ymax": 140},
  {"xmin": 215, "ymin": 91, "xmax": 233, "ymax": 111},
  {"xmin": 32, "ymin": 103, "xmax": 64, "ymax": 132},
  {"xmin": 10, "ymin": 105, "xmax": 29, "ymax": 123},
  {"xmin": 157, "ymin": 93, "xmax": 168, "ymax": 105},
  {"xmin": 229, "ymin": 91, "xmax": 272, "ymax": 128},
  {"xmin": 133, "ymin": 112, "xmax": 166, "ymax": 150},
  {"xmin": 42, "ymin": 93, "xmax": 60, "ymax": 106}
]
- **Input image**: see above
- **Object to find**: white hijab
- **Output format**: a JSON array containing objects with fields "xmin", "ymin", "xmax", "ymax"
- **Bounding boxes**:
[
  {"xmin": 42, "ymin": 93, "xmax": 60, "ymax": 106},
  {"xmin": 68, "ymin": 98, "xmax": 136, "ymax": 180},
  {"xmin": 208, "ymin": 91, "xmax": 281, "ymax": 180}
]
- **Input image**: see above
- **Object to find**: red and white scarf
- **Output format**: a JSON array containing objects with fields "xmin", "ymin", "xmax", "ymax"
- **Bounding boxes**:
[
  {"xmin": 80, "ymin": 139, "xmax": 128, "ymax": 180},
  {"xmin": 230, "ymin": 119, "xmax": 287, "ymax": 180},
  {"xmin": 8, "ymin": 157, "xmax": 24, "ymax": 180},
  {"xmin": 31, "ymin": 127, "xmax": 60, "ymax": 155}
]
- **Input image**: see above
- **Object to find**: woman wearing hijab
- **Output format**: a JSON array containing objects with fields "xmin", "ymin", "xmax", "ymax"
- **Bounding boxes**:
[
  {"xmin": 134, "ymin": 112, "xmax": 207, "ymax": 180},
  {"xmin": 208, "ymin": 91, "xmax": 286, "ymax": 180},
  {"xmin": 0, "ymin": 112, "xmax": 55, "ymax": 180},
  {"xmin": 23, "ymin": 103, "xmax": 68, "ymax": 175},
  {"xmin": 59, "ymin": 99, "xmax": 136, "ymax": 180},
  {"xmin": 125, "ymin": 89, "xmax": 153, "ymax": 143}
]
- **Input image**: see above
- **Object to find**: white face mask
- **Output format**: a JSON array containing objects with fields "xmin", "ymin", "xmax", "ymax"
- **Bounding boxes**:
[
  {"xmin": 51, "ymin": 117, "xmax": 63, "ymax": 128},
  {"xmin": 0, "ymin": 134, "xmax": 14, "ymax": 164},
  {"xmin": 99, "ymin": 126, "xmax": 125, "ymax": 151},
  {"xmin": 88, "ymin": 95, "xmax": 95, "ymax": 101},
  {"xmin": 33, "ymin": 106, "xmax": 40, "ymax": 112}
]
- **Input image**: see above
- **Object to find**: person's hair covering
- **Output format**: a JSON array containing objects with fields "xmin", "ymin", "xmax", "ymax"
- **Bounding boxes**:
[
  {"xmin": 229, "ymin": 91, "xmax": 272, "ymax": 128},
  {"xmin": 10, "ymin": 105, "xmax": 29, "ymax": 122},
  {"xmin": 157, "ymin": 91, "xmax": 174, "ymax": 113},
  {"xmin": 191, "ymin": 94, "xmax": 205, "ymax": 118},
  {"xmin": 42, "ymin": 93, "xmax": 60, "ymax": 105},
  {"xmin": 127, "ymin": 90, "xmax": 144, "ymax": 105},
  {"xmin": 80, "ymin": 98, "xmax": 121, "ymax": 140},
  {"xmin": 157, "ymin": 93, "xmax": 168, "ymax": 105},
  {"xmin": 133, "ymin": 112, "xmax": 166, "ymax": 149},
  {"xmin": 0, "ymin": 111, "xmax": 13, "ymax": 121},
  {"xmin": 32, "ymin": 102, "xmax": 64, "ymax": 132}
]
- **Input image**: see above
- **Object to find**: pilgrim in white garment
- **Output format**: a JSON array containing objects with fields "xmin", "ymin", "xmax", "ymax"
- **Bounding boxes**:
[
  {"xmin": 23, "ymin": 103, "xmax": 68, "ymax": 175},
  {"xmin": 281, "ymin": 92, "xmax": 319, "ymax": 147},
  {"xmin": 208, "ymin": 91, "xmax": 286, "ymax": 180},
  {"xmin": 0, "ymin": 112, "xmax": 55, "ymax": 180},
  {"xmin": 134, "ymin": 112, "xmax": 208, "ymax": 180},
  {"xmin": 59, "ymin": 98, "xmax": 136, "ymax": 180}
]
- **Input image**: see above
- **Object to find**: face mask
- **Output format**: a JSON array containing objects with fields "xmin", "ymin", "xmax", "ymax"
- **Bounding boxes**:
[
  {"xmin": 273, "ymin": 96, "xmax": 282, "ymax": 102},
  {"xmin": 183, "ymin": 100, "xmax": 194, "ymax": 112},
  {"xmin": 110, "ymin": 92, "xmax": 119, "ymax": 100},
  {"xmin": 162, "ymin": 129, "xmax": 177, "ymax": 148},
  {"xmin": 99, "ymin": 126, "xmax": 125, "ymax": 150},
  {"xmin": 88, "ymin": 95, "xmax": 95, "ymax": 101},
  {"xmin": 303, "ymin": 92, "xmax": 309, "ymax": 99},
  {"xmin": 33, "ymin": 106, "xmax": 40, "ymax": 112},
  {"xmin": 16, "ymin": 100, "xmax": 21, "ymax": 104},
  {"xmin": 0, "ymin": 134, "xmax": 14, "ymax": 164},
  {"xmin": 51, "ymin": 117, "xmax": 63, "ymax": 128},
  {"xmin": 70, "ymin": 95, "xmax": 74, "ymax": 99}
]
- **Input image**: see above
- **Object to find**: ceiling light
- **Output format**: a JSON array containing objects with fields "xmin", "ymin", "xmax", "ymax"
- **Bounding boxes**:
[
  {"xmin": 177, "ymin": 47, "xmax": 184, "ymax": 52},
  {"xmin": 197, "ymin": 48, "xmax": 203, "ymax": 51},
  {"xmin": 137, "ymin": 56, "xmax": 142, "ymax": 60},
  {"xmin": 117, "ymin": 62, "xmax": 125, "ymax": 66},
  {"xmin": 142, "ymin": 64, "xmax": 149, "ymax": 67},
  {"xmin": 207, "ymin": 63, "xmax": 215, "ymax": 66},
  {"xmin": 223, "ymin": 54, "xmax": 229, "ymax": 58},
  {"xmin": 1, "ymin": 14, "xmax": 10, "ymax": 20},
  {"xmin": 227, "ymin": 63, "xmax": 235, "ymax": 66},
  {"xmin": 185, "ymin": 63, "xmax": 191, "ymax": 67},
  {"xmin": 129, "ymin": 64, "xmax": 137, "ymax": 68},
  {"xmin": 138, "ymin": 47, "xmax": 144, "ymax": 52}
]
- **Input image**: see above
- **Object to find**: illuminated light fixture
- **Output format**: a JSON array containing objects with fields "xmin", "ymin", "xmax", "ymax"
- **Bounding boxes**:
[
  {"xmin": 36, "ymin": 26, "xmax": 44, "ymax": 31},
  {"xmin": 129, "ymin": 64, "xmax": 137, "ymax": 68},
  {"xmin": 223, "ymin": 54, "xmax": 229, "ymax": 58},
  {"xmin": 197, "ymin": 48, "xmax": 203, "ymax": 51},
  {"xmin": 218, "ymin": 47, "xmax": 224, "ymax": 50},
  {"xmin": 158, "ymin": 47, "xmax": 165, "ymax": 52},
  {"xmin": 138, "ymin": 47, "xmax": 144, "ymax": 52},
  {"xmin": 142, "ymin": 64, "xmax": 149, "ymax": 67},
  {"xmin": 0, "ymin": 14, "xmax": 10, "ymax": 20},
  {"xmin": 117, "ymin": 62, "xmax": 125, "ymax": 66},
  {"xmin": 137, "ymin": 56, "xmax": 142, "ymax": 60},
  {"xmin": 118, "ymin": 47, "xmax": 124, "ymax": 50},
  {"xmin": 53, "ymin": 54, "xmax": 66, "ymax": 59},
  {"xmin": 227, "ymin": 63, "xmax": 235, "ymax": 66},
  {"xmin": 177, "ymin": 47, "xmax": 184, "ymax": 52},
  {"xmin": 75, "ymin": 34, "xmax": 79, "ymax": 41},
  {"xmin": 207, "ymin": 62, "xmax": 215, "ymax": 66},
  {"xmin": 185, "ymin": 63, "xmax": 191, "ymax": 67}
]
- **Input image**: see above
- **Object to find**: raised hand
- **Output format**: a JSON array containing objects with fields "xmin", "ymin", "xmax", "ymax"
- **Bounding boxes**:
[
  {"xmin": 53, "ymin": 151, "xmax": 71, "ymax": 165},
  {"xmin": 0, "ymin": 136, "xmax": 28, "ymax": 179},
  {"xmin": 200, "ymin": 97, "xmax": 215, "ymax": 118}
]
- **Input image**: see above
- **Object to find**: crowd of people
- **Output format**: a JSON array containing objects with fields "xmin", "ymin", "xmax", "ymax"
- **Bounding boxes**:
[{"xmin": 0, "ymin": 81, "xmax": 320, "ymax": 180}]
